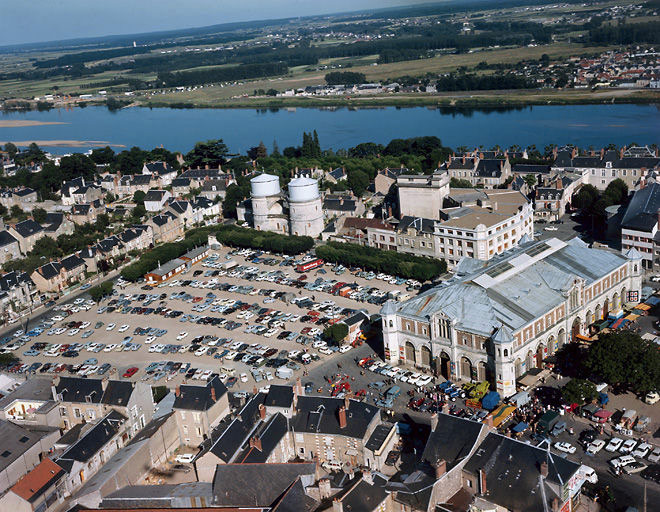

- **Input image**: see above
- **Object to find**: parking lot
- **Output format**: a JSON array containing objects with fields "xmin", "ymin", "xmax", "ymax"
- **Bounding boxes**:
[{"xmin": 0, "ymin": 246, "xmax": 425, "ymax": 392}]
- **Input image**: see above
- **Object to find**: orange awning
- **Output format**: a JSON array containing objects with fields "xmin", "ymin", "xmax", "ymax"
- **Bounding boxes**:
[{"xmin": 576, "ymin": 334, "xmax": 593, "ymax": 342}]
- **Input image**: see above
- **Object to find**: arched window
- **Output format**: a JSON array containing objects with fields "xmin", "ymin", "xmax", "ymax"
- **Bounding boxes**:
[
  {"xmin": 388, "ymin": 320, "xmax": 393, "ymax": 328},
  {"xmin": 504, "ymin": 349, "xmax": 508, "ymax": 357}
]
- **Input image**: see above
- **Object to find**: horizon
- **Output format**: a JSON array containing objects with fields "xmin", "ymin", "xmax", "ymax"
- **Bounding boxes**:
[{"xmin": 1, "ymin": 0, "xmax": 442, "ymax": 47}]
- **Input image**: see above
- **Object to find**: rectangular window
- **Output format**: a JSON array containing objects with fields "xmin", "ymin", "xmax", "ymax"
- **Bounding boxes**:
[{"xmin": 73, "ymin": 408, "xmax": 81, "ymax": 419}]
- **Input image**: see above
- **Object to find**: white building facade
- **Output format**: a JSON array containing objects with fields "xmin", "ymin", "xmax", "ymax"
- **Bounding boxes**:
[{"xmin": 380, "ymin": 237, "xmax": 643, "ymax": 397}]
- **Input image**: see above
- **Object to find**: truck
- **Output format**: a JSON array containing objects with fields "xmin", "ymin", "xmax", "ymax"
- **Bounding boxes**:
[
  {"xmin": 296, "ymin": 259, "xmax": 324, "ymax": 273},
  {"xmin": 276, "ymin": 367, "xmax": 294, "ymax": 380},
  {"xmin": 221, "ymin": 260, "xmax": 238, "ymax": 270},
  {"xmin": 537, "ymin": 410, "xmax": 560, "ymax": 435}
]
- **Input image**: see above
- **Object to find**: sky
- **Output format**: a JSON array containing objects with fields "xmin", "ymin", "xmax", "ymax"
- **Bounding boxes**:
[{"xmin": 2, "ymin": 0, "xmax": 440, "ymax": 47}]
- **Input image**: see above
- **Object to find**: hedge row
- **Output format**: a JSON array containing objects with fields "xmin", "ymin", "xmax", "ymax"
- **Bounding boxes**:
[
  {"xmin": 315, "ymin": 242, "xmax": 446, "ymax": 281},
  {"xmin": 120, "ymin": 225, "xmax": 314, "ymax": 282}
]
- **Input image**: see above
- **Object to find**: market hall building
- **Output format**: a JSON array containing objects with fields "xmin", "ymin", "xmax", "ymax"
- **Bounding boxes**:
[{"xmin": 380, "ymin": 236, "xmax": 643, "ymax": 397}]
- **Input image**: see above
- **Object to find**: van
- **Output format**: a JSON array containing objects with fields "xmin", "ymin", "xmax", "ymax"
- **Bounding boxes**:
[
  {"xmin": 580, "ymin": 465, "xmax": 598, "ymax": 484},
  {"xmin": 301, "ymin": 353, "xmax": 312, "ymax": 364},
  {"xmin": 385, "ymin": 385, "xmax": 401, "ymax": 400},
  {"xmin": 551, "ymin": 421, "xmax": 567, "ymax": 437}
]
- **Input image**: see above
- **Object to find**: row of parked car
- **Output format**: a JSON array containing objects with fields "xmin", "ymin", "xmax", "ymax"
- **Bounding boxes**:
[{"xmin": 357, "ymin": 357, "xmax": 435, "ymax": 388}]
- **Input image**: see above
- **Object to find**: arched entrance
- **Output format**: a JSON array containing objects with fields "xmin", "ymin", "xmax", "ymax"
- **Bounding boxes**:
[
  {"xmin": 613, "ymin": 292, "xmax": 619, "ymax": 310},
  {"xmin": 460, "ymin": 356, "xmax": 473, "ymax": 380},
  {"xmin": 515, "ymin": 358, "xmax": 523, "ymax": 378},
  {"xmin": 557, "ymin": 329, "xmax": 566, "ymax": 350},
  {"xmin": 571, "ymin": 318, "xmax": 581, "ymax": 341},
  {"xmin": 586, "ymin": 310, "xmax": 593, "ymax": 326},
  {"xmin": 603, "ymin": 298, "xmax": 610, "ymax": 318},
  {"xmin": 477, "ymin": 361, "xmax": 488, "ymax": 381},
  {"xmin": 547, "ymin": 336, "xmax": 556, "ymax": 354},
  {"xmin": 536, "ymin": 344, "xmax": 546, "ymax": 368},
  {"xmin": 621, "ymin": 287, "xmax": 627, "ymax": 305},
  {"xmin": 440, "ymin": 352, "xmax": 451, "ymax": 380},
  {"xmin": 420, "ymin": 345, "xmax": 432, "ymax": 367},
  {"xmin": 405, "ymin": 342, "xmax": 416, "ymax": 364},
  {"xmin": 525, "ymin": 350, "xmax": 534, "ymax": 371}
]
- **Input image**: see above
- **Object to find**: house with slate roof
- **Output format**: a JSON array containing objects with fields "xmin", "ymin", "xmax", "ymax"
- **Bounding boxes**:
[
  {"xmin": 70, "ymin": 199, "xmax": 105, "ymax": 225},
  {"xmin": 8, "ymin": 219, "xmax": 45, "ymax": 254},
  {"xmin": 0, "ymin": 419, "xmax": 61, "ymax": 494},
  {"xmin": 142, "ymin": 161, "xmax": 177, "ymax": 186},
  {"xmin": 381, "ymin": 236, "xmax": 643, "ymax": 397},
  {"xmin": 324, "ymin": 167, "xmax": 347, "ymax": 184},
  {"xmin": 30, "ymin": 253, "xmax": 86, "ymax": 293},
  {"xmin": 172, "ymin": 376, "xmax": 230, "ymax": 447},
  {"xmin": 42, "ymin": 212, "xmax": 74, "ymax": 239},
  {"xmin": 144, "ymin": 190, "xmax": 171, "ymax": 212},
  {"xmin": 0, "ymin": 230, "xmax": 21, "ymax": 263},
  {"xmin": 0, "ymin": 271, "xmax": 37, "ymax": 318},
  {"xmin": 553, "ymin": 146, "xmax": 660, "ymax": 191},
  {"xmin": 52, "ymin": 376, "xmax": 154, "ymax": 434},
  {"xmin": 56, "ymin": 410, "xmax": 128, "ymax": 497},
  {"xmin": 147, "ymin": 211, "xmax": 183, "ymax": 243}
]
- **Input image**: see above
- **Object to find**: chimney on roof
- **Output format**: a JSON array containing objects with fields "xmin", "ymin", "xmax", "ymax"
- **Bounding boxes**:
[
  {"xmin": 430, "ymin": 413, "xmax": 439, "ymax": 432},
  {"xmin": 485, "ymin": 414, "xmax": 494, "ymax": 428},
  {"xmin": 101, "ymin": 379, "xmax": 109, "ymax": 391},
  {"xmin": 540, "ymin": 460, "xmax": 549, "ymax": 478},
  {"xmin": 600, "ymin": 148, "xmax": 605, "ymax": 160},
  {"xmin": 338, "ymin": 406, "xmax": 347, "ymax": 428},
  {"xmin": 344, "ymin": 396, "xmax": 350, "ymax": 411},
  {"xmin": 362, "ymin": 468, "xmax": 373, "ymax": 485},
  {"xmin": 500, "ymin": 160, "xmax": 504, "ymax": 170},
  {"xmin": 205, "ymin": 164, "xmax": 209, "ymax": 170},
  {"xmin": 332, "ymin": 498, "xmax": 344, "ymax": 512},
  {"xmin": 571, "ymin": 147, "xmax": 578, "ymax": 159},
  {"xmin": 551, "ymin": 498, "xmax": 561, "ymax": 512},
  {"xmin": 462, "ymin": 155, "xmax": 466, "ymax": 164},
  {"xmin": 319, "ymin": 478, "xmax": 332, "ymax": 499},
  {"xmin": 620, "ymin": 147, "xmax": 625, "ymax": 159},
  {"xmin": 552, "ymin": 146, "xmax": 558, "ymax": 158},
  {"xmin": 442, "ymin": 402, "xmax": 449, "ymax": 414},
  {"xmin": 435, "ymin": 459, "xmax": 447, "ymax": 479},
  {"xmin": 248, "ymin": 435, "xmax": 262, "ymax": 451},
  {"xmin": 210, "ymin": 386, "xmax": 216, "ymax": 402},
  {"xmin": 296, "ymin": 376, "xmax": 303, "ymax": 397},
  {"xmin": 253, "ymin": 386, "xmax": 258, "ymax": 395},
  {"xmin": 175, "ymin": 386, "xmax": 181, "ymax": 397},
  {"xmin": 479, "ymin": 152, "xmax": 484, "ymax": 160},
  {"xmin": 314, "ymin": 455, "xmax": 322, "ymax": 480},
  {"xmin": 556, "ymin": 176, "xmax": 563, "ymax": 190},
  {"xmin": 479, "ymin": 468, "xmax": 487, "ymax": 494},
  {"xmin": 259, "ymin": 403, "xmax": 266, "ymax": 420}
]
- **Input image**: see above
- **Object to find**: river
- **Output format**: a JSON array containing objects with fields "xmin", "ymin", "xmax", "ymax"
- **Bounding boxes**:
[{"xmin": 0, "ymin": 104, "xmax": 658, "ymax": 154}]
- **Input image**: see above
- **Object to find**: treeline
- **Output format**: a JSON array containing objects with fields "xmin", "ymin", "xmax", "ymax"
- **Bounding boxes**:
[
  {"xmin": 157, "ymin": 62, "xmax": 288, "ymax": 87},
  {"xmin": 325, "ymin": 71, "xmax": 366, "ymax": 85},
  {"xmin": 435, "ymin": 73, "xmax": 535, "ymax": 91},
  {"xmin": 120, "ymin": 225, "xmax": 314, "ymax": 281},
  {"xmin": 588, "ymin": 21, "xmax": 660, "ymax": 45},
  {"xmin": 316, "ymin": 242, "xmax": 447, "ymax": 281},
  {"xmin": 33, "ymin": 46, "xmax": 152, "ymax": 68}
]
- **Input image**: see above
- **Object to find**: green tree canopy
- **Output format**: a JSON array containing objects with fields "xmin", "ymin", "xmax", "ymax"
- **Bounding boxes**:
[
  {"xmin": 186, "ymin": 139, "xmax": 229, "ymax": 168},
  {"xmin": 561, "ymin": 378, "xmax": 597, "ymax": 406},
  {"xmin": 32, "ymin": 207, "xmax": 47, "ymax": 224},
  {"xmin": 324, "ymin": 323, "xmax": 349, "ymax": 345},
  {"xmin": 133, "ymin": 190, "xmax": 146, "ymax": 205}
]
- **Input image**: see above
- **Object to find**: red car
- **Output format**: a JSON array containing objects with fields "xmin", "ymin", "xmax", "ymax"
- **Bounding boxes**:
[{"xmin": 123, "ymin": 367, "xmax": 139, "ymax": 378}]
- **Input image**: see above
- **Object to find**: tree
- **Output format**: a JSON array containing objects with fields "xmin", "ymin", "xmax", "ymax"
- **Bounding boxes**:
[
  {"xmin": 4, "ymin": 142, "xmax": 17, "ymax": 159},
  {"xmin": 0, "ymin": 353, "xmax": 18, "ymax": 365},
  {"xmin": 185, "ymin": 139, "xmax": 229, "ymax": 168},
  {"xmin": 32, "ymin": 207, "xmax": 47, "ymax": 224},
  {"xmin": 561, "ymin": 379, "xmax": 597, "ymax": 406},
  {"xmin": 0, "ymin": 204, "xmax": 7, "ymax": 219},
  {"xmin": 586, "ymin": 331, "xmax": 660, "ymax": 394},
  {"xmin": 105, "ymin": 192, "xmax": 116, "ymax": 203},
  {"xmin": 10, "ymin": 205, "xmax": 25, "ymax": 220},
  {"xmin": 450, "ymin": 177, "xmax": 473, "ymax": 188},
  {"xmin": 89, "ymin": 281, "xmax": 113, "ymax": 302},
  {"xmin": 133, "ymin": 190, "xmax": 146, "ymax": 205},
  {"xmin": 348, "ymin": 170, "xmax": 369, "ymax": 197},
  {"xmin": 30, "ymin": 236, "xmax": 61, "ymax": 258},
  {"xmin": 523, "ymin": 174, "xmax": 537, "ymax": 188},
  {"xmin": 324, "ymin": 323, "xmax": 349, "ymax": 345},
  {"xmin": 325, "ymin": 71, "xmax": 366, "ymax": 85},
  {"xmin": 131, "ymin": 204, "xmax": 146, "ymax": 220},
  {"xmin": 272, "ymin": 140, "xmax": 280, "ymax": 157},
  {"xmin": 572, "ymin": 184, "xmax": 599, "ymax": 211}
]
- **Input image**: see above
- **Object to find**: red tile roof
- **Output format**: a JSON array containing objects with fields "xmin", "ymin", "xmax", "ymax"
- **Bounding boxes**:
[{"xmin": 10, "ymin": 458, "xmax": 65, "ymax": 503}]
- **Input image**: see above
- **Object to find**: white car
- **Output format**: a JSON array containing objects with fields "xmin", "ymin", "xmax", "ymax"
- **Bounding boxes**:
[
  {"xmin": 145, "ymin": 336, "xmax": 156, "ymax": 344},
  {"xmin": 175, "ymin": 453, "xmax": 195, "ymax": 464},
  {"xmin": 605, "ymin": 437, "xmax": 624, "ymax": 452},
  {"xmin": 586, "ymin": 439, "xmax": 606, "ymax": 455},
  {"xmin": 319, "ymin": 347, "xmax": 333, "ymax": 355},
  {"xmin": 106, "ymin": 323, "xmax": 116, "ymax": 331},
  {"xmin": 176, "ymin": 332, "xmax": 188, "ymax": 340},
  {"xmin": 620, "ymin": 439, "xmax": 638, "ymax": 454},
  {"xmin": 194, "ymin": 346, "xmax": 208, "ymax": 357},
  {"xmin": 118, "ymin": 324, "xmax": 129, "ymax": 333},
  {"xmin": 544, "ymin": 226, "xmax": 559, "ymax": 231},
  {"xmin": 80, "ymin": 321, "xmax": 91, "ymax": 329},
  {"xmin": 417, "ymin": 375, "xmax": 434, "ymax": 387},
  {"xmin": 339, "ymin": 345, "xmax": 351, "ymax": 353},
  {"xmin": 632, "ymin": 443, "xmax": 652, "ymax": 459},
  {"xmin": 240, "ymin": 373, "xmax": 248, "ymax": 383},
  {"xmin": 104, "ymin": 344, "xmax": 117, "ymax": 352},
  {"xmin": 554, "ymin": 442, "xmax": 577, "ymax": 454},
  {"xmin": 289, "ymin": 350, "xmax": 301, "ymax": 359},
  {"xmin": 68, "ymin": 328, "xmax": 80, "ymax": 336}
]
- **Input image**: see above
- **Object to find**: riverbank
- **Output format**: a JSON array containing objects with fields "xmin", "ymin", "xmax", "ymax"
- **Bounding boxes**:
[{"xmin": 137, "ymin": 88, "xmax": 660, "ymax": 110}]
